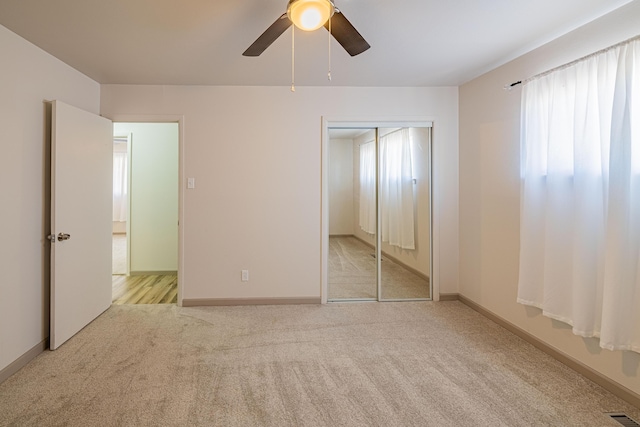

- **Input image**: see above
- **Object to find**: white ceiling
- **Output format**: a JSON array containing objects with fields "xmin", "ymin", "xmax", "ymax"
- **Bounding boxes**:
[
  {"xmin": 328, "ymin": 128, "xmax": 370, "ymax": 139},
  {"xmin": 0, "ymin": 0, "xmax": 633, "ymax": 87}
]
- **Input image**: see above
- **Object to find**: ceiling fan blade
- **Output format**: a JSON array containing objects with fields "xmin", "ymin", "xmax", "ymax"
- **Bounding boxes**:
[
  {"xmin": 324, "ymin": 11, "xmax": 370, "ymax": 56},
  {"xmin": 243, "ymin": 13, "xmax": 292, "ymax": 57}
]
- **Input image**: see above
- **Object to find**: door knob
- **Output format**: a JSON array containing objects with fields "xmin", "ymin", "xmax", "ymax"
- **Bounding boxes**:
[{"xmin": 57, "ymin": 233, "xmax": 71, "ymax": 241}]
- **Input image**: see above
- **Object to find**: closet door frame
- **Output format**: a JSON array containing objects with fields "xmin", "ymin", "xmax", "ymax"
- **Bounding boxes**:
[{"xmin": 321, "ymin": 117, "xmax": 437, "ymax": 304}]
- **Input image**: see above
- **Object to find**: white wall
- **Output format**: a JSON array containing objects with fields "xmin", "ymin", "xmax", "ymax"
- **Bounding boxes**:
[
  {"xmin": 328, "ymin": 138, "xmax": 354, "ymax": 235},
  {"xmin": 0, "ymin": 24, "xmax": 100, "ymax": 373},
  {"xmin": 459, "ymin": 1, "xmax": 640, "ymax": 397},
  {"xmin": 113, "ymin": 122, "xmax": 179, "ymax": 273},
  {"xmin": 100, "ymin": 86, "xmax": 459, "ymax": 300}
]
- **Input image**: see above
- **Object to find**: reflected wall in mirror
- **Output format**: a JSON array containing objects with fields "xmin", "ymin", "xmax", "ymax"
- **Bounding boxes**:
[{"xmin": 327, "ymin": 126, "xmax": 432, "ymax": 301}]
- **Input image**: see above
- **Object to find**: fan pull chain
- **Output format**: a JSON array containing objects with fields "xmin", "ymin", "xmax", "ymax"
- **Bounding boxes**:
[
  {"xmin": 327, "ymin": 16, "xmax": 332, "ymax": 82},
  {"xmin": 291, "ymin": 25, "xmax": 296, "ymax": 92}
]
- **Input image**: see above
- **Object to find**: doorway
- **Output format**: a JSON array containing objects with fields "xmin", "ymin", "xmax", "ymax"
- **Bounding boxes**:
[
  {"xmin": 112, "ymin": 134, "xmax": 129, "ymax": 276},
  {"xmin": 111, "ymin": 122, "xmax": 179, "ymax": 304},
  {"xmin": 323, "ymin": 120, "xmax": 434, "ymax": 302}
]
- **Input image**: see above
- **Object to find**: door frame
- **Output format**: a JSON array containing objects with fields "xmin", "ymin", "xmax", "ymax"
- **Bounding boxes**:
[
  {"xmin": 106, "ymin": 114, "xmax": 185, "ymax": 306},
  {"xmin": 321, "ymin": 116, "xmax": 440, "ymax": 304}
]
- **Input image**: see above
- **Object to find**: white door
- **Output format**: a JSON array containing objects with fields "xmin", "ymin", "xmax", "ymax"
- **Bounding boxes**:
[{"xmin": 50, "ymin": 100, "xmax": 113, "ymax": 350}]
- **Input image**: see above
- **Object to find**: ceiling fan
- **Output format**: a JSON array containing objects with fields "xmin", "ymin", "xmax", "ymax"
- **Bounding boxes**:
[{"xmin": 243, "ymin": 0, "xmax": 370, "ymax": 57}]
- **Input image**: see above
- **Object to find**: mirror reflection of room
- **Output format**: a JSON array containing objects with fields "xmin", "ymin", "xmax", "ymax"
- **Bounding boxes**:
[{"xmin": 328, "ymin": 127, "xmax": 431, "ymax": 301}]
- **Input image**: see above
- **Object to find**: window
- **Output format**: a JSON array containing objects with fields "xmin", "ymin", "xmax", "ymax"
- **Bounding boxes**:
[
  {"xmin": 518, "ymin": 37, "xmax": 640, "ymax": 353},
  {"xmin": 113, "ymin": 140, "xmax": 128, "ymax": 222}
]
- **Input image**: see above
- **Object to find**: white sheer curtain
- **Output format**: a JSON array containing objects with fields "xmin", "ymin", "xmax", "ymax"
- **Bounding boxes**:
[
  {"xmin": 113, "ymin": 146, "xmax": 128, "ymax": 222},
  {"xmin": 359, "ymin": 141, "xmax": 376, "ymax": 234},
  {"xmin": 380, "ymin": 128, "xmax": 415, "ymax": 249},
  {"xmin": 518, "ymin": 37, "xmax": 640, "ymax": 353}
]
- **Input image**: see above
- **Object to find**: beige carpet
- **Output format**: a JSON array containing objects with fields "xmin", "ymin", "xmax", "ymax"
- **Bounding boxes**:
[
  {"xmin": 112, "ymin": 233, "xmax": 126, "ymax": 275},
  {"xmin": 329, "ymin": 236, "xmax": 430, "ymax": 300},
  {"xmin": 1, "ymin": 302, "xmax": 638, "ymax": 426}
]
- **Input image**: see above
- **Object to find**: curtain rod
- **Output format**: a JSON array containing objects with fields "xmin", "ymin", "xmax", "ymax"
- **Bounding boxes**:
[
  {"xmin": 505, "ymin": 33, "xmax": 640, "ymax": 90},
  {"xmin": 358, "ymin": 127, "xmax": 405, "ymax": 145}
]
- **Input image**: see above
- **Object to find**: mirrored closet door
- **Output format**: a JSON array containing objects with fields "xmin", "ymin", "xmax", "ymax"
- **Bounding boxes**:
[{"xmin": 327, "ymin": 125, "xmax": 432, "ymax": 301}]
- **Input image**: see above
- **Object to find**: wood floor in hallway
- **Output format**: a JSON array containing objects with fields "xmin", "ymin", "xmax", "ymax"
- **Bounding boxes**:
[{"xmin": 112, "ymin": 274, "xmax": 177, "ymax": 304}]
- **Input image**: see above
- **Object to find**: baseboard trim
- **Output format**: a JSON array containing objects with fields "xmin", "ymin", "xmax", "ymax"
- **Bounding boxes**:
[
  {"xmin": 182, "ymin": 297, "xmax": 322, "ymax": 307},
  {"xmin": 453, "ymin": 293, "xmax": 640, "ymax": 410},
  {"xmin": 379, "ymin": 251, "xmax": 430, "ymax": 282},
  {"xmin": 129, "ymin": 270, "xmax": 177, "ymax": 276},
  {"xmin": 0, "ymin": 339, "xmax": 48, "ymax": 384},
  {"xmin": 438, "ymin": 293, "xmax": 459, "ymax": 301}
]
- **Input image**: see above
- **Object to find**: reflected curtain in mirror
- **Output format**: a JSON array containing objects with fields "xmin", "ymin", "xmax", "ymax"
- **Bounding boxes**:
[
  {"xmin": 359, "ymin": 140, "xmax": 376, "ymax": 234},
  {"xmin": 380, "ymin": 128, "xmax": 415, "ymax": 250}
]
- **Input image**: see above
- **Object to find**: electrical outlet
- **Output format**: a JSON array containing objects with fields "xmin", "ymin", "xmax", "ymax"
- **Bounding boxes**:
[{"xmin": 241, "ymin": 270, "xmax": 249, "ymax": 282}]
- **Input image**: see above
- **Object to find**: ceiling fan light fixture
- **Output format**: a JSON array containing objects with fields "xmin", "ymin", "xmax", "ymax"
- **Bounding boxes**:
[
  {"xmin": 287, "ymin": 0, "xmax": 334, "ymax": 31},
  {"xmin": 242, "ymin": 0, "xmax": 369, "ymax": 57}
]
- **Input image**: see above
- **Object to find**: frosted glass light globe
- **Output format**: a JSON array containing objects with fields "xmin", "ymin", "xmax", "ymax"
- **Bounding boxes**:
[{"xmin": 287, "ymin": 0, "xmax": 334, "ymax": 31}]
